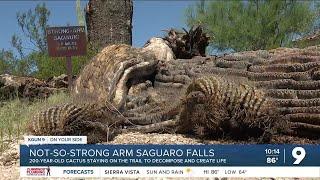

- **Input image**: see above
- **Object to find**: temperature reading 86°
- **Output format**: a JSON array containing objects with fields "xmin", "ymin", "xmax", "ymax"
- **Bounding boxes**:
[
  {"xmin": 292, "ymin": 147, "xmax": 306, "ymax": 165},
  {"xmin": 266, "ymin": 157, "xmax": 278, "ymax": 164}
]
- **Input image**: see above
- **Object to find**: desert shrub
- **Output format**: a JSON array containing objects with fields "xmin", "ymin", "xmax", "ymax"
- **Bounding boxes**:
[{"xmin": 0, "ymin": 92, "xmax": 71, "ymax": 152}]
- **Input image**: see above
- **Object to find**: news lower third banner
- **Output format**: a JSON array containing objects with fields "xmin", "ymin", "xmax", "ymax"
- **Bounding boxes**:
[{"xmin": 20, "ymin": 142, "xmax": 320, "ymax": 178}]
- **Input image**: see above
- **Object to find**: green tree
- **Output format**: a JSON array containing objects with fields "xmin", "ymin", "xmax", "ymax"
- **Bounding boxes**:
[
  {"xmin": 7, "ymin": 3, "xmax": 50, "ymax": 76},
  {"xmin": 15, "ymin": 3, "xmax": 50, "ymax": 53},
  {"xmin": 0, "ymin": 49, "xmax": 16, "ymax": 74},
  {"xmin": 0, "ymin": 48, "xmax": 29, "ymax": 76},
  {"xmin": 186, "ymin": 0, "xmax": 318, "ymax": 52},
  {"xmin": 11, "ymin": 35, "xmax": 35, "ymax": 75}
]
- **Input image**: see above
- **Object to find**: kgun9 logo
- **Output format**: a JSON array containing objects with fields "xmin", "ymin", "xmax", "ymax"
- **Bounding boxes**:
[{"xmin": 291, "ymin": 147, "xmax": 306, "ymax": 165}]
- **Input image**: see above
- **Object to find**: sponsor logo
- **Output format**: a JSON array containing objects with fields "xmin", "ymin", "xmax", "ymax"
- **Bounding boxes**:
[
  {"xmin": 27, "ymin": 168, "xmax": 45, "ymax": 176},
  {"xmin": 26, "ymin": 166, "xmax": 50, "ymax": 176}
]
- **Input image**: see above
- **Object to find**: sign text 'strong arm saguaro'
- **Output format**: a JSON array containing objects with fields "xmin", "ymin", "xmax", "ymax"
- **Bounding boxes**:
[{"xmin": 46, "ymin": 26, "xmax": 87, "ymax": 57}]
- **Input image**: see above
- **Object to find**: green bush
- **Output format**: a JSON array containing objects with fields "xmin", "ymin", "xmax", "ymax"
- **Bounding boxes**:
[{"xmin": 29, "ymin": 52, "xmax": 92, "ymax": 79}]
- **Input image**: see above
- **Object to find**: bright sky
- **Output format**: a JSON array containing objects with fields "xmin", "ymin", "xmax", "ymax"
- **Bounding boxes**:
[{"xmin": 0, "ymin": 0, "xmax": 196, "ymax": 54}]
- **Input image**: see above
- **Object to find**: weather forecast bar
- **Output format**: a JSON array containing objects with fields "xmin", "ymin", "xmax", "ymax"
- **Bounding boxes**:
[{"xmin": 20, "ymin": 166, "xmax": 320, "ymax": 178}]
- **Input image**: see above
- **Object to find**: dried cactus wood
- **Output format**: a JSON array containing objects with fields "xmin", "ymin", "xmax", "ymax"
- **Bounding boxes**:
[
  {"xmin": 268, "ymin": 55, "xmax": 320, "ymax": 64},
  {"xmin": 0, "ymin": 74, "xmax": 67, "ymax": 101},
  {"xmin": 73, "ymin": 44, "xmax": 158, "ymax": 110},
  {"xmin": 278, "ymin": 106, "xmax": 320, "ymax": 114},
  {"xmin": 249, "ymin": 62, "xmax": 320, "ymax": 73},
  {"xmin": 125, "ymin": 102, "xmax": 182, "ymax": 125},
  {"xmin": 142, "ymin": 37, "xmax": 175, "ymax": 61},
  {"xmin": 123, "ymin": 119, "xmax": 177, "ymax": 134},
  {"xmin": 290, "ymin": 122, "xmax": 320, "ymax": 137},
  {"xmin": 176, "ymin": 75, "xmax": 283, "ymax": 142},
  {"xmin": 255, "ymin": 79, "xmax": 320, "ymax": 90},
  {"xmin": 274, "ymin": 98, "xmax": 320, "ymax": 107},
  {"xmin": 248, "ymin": 71, "xmax": 313, "ymax": 81},
  {"xmin": 196, "ymin": 67, "xmax": 313, "ymax": 81},
  {"xmin": 163, "ymin": 26, "xmax": 209, "ymax": 59},
  {"xmin": 28, "ymin": 102, "xmax": 124, "ymax": 143},
  {"xmin": 215, "ymin": 58, "xmax": 251, "ymax": 70},
  {"xmin": 266, "ymin": 89, "xmax": 320, "ymax": 99}
]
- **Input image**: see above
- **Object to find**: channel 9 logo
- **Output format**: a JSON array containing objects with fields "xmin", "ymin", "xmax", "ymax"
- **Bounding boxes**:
[{"xmin": 292, "ymin": 147, "xmax": 306, "ymax": 165}]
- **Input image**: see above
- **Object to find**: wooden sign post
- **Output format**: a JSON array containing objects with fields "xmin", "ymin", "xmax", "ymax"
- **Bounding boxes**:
[
  {"xmin": 46, "ymin": 26, "xmax": 87, "ymax": 90},
  {"xmin": 66, "ymin": 56, "xmax": 73, "ymax": 90}
]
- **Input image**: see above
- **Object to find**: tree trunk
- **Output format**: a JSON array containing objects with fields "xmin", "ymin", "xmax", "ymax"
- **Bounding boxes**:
[{"xmin": 85, "ymin": 0, "xmax": 133, "ymax": 50}]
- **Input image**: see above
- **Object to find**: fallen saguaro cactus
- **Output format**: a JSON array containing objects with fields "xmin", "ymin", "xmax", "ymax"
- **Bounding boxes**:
[
  {"xmin": 26, "ymin": 42, "xmax": 320, "ymax": 143},
  {"xmin": 210, "ymin": 46, "xmax": 320, "ymax": 139},
  {"xmin": 73, "ymin": 44, "xmax": 159, "ymax": 111},
  {"xmin": 133, "ymin": 45, "xmax": 320, "ymax": 140},
  {"xmin": 125, "ymin": 75, "xmax": 287, "ymax": 143}
]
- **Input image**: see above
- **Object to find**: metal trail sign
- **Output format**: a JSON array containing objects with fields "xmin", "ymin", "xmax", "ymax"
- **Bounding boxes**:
[{"xmin": 46, "ymin": 26, "xmax": 87, "ymax": 89}]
